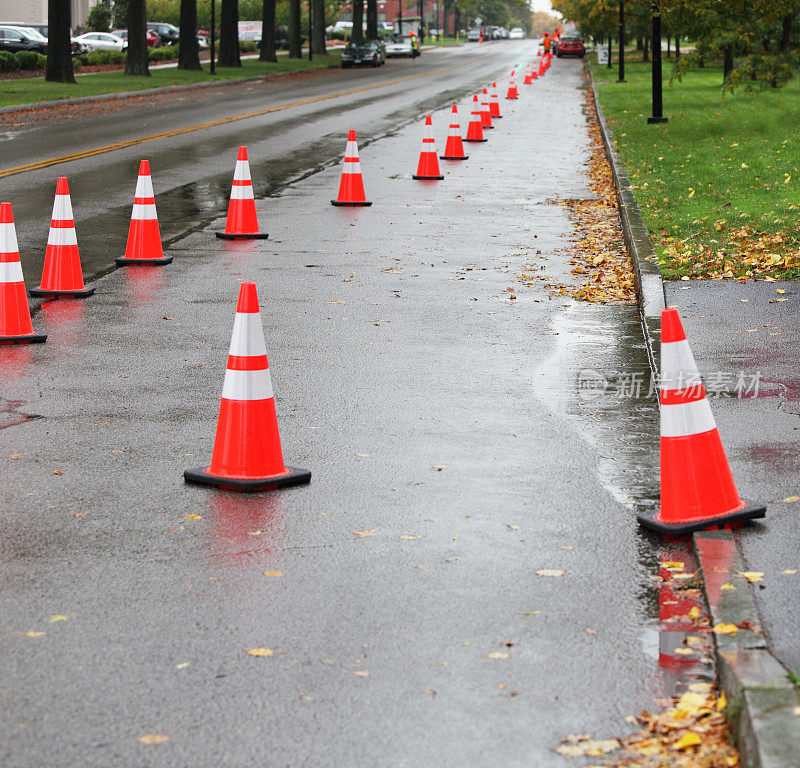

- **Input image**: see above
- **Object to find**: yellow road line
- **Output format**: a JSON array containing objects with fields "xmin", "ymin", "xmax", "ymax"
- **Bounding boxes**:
[{"xmin": 0, "ymin": 54, "xmax": 490, "ymax": 180}]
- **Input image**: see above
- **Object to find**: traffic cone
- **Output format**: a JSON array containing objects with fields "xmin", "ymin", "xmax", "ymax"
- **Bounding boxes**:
[
  {"xmin": 30, "ymin": 177, "xmax": 94, "ymax": 299},
  {"xmin": 0, "ymin": 203, "xmax": 46, "ymax": 345},
  {"xmin": 331, "ymin": 130, "xmax": 372, "ymax": 206},
  {"xmin": 637, "ymin": 307, "xmax": 766, "ymax": 535},
  {"xmin": 440, "ymin": 104, "xmax": 468, "ymax": 160},
  {"xmin": 523, "ymin": 64, "xmax": 533, "ymax": 85},
  {"xmin": 506, "ymin": 72, "xmax": 518, "ymax": 99},
  {"xmin": 116, "ymin": 160, "xmax": 172, "ymax": 266},
  {"xmin": 538, "ymin": 58, "xmax": 546, "ymax": 76},
  {"xmin": 216, "ymin": 146, "xmax": 268, "ymax": 240},
  {"xmin": 185, "ymin": 282, "xmax": 311, "ymax": 493},
  {"xmin": 480, "ymin": 88, "xmax": 493, "ymax": 129},
  {"xmin": 489, "ymin": 82, "xmax": 502, "ymax": 118},
  {"xmin": 412, "ymin": 115, "xmax": 444, "ymax": 180},
  {"xmin": 464, "ymin": 95, "xmax": 487, "ymax": 142}
]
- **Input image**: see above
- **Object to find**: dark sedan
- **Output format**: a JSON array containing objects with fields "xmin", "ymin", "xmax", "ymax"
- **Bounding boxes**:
[
  {"xmin": 0, "ymin": 25, "xmax": 47, "ymax": 54},
  {"xmin": 341, "ymin": 40, "xmax": 385, "ymax": 68},
  {"xmin": 556, "ymin": 35, "xmax": 585, "ymax": 58}
]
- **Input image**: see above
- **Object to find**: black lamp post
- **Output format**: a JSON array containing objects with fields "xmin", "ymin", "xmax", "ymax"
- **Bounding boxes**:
[
  {"xmin": 618, "ymin": 0, "xmax": 625, "ymax": 82},
  {"xmin": 647, "ymin": 0, "xmax": 667, "ymax": 123},
  {"xmin": 210, "ymin": 0, "xmax": 215, "ymax": 74},
  {"xmin": 308, "ymin": 0, "xmax": 313, "ymax": 60},
  {"xmin": 607, "ymin": 33, "xmax": 612, "ymax": 68}
]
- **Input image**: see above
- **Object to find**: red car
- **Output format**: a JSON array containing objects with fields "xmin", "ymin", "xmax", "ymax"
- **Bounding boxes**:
[{"xmin": 556, "ymin": 35, "xmax": 585, "ymax": 58}]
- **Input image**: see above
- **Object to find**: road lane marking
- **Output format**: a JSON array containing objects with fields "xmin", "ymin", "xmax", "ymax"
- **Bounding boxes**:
[{"xmin": 0, "ymin": 53, "xmax": 494, "ymax": 180}]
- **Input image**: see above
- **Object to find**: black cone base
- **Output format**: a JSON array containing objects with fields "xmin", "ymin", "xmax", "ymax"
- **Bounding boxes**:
[
  {"xmin": 184, "ymin": 465, "xmax": 311, "ymax": 493},
  {"xmin": 30, "ymin": 284, "xmax": 95, "ymax": 298},
  {"xmin": 637, "ymin": 501, "xmax": 766, "ymax": 536},
  {"xmin": 440, "ymin": 155, "xmax": 469, "ymax": 160},
  {"xmin": 412, "ymin": 174, "xmax": 445, "ymax": 180},
  {"xmin": 216, "ymin": 232, "xmax": 269, "ymax": 240},
  {"xmin": 464, "ymin": 138, "xmax": 488, "ymax": 143},
  {"xmin": 331, "ymin": 200, "xmax": 373, "ymax": 207},
  {"xmin": 0, "ymin": 333, "xmax": 47, "ymax": 344},
  {"xmin": 116, "ymin": 255, "xmax": 173, "ymax": 266}
]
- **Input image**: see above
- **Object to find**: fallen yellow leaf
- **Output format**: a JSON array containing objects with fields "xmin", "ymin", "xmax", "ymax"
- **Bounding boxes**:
[
  {"xmin": 718, "ymin": 691, "xmax": 727, "ymax": 710},
  {"xmin": 263, "ymin": 571, "xmax": 283, "ymax": 577},
  {"xmin": 738, "ymin": 571, "xmax": 764, "ymax": 583},
  {"xmin": 245, "ymin": 648, "xmax": 274, "ymax": 657},
  {"xmin": 721, "ymin": 583, "xmax": 736, "ymax": 590},
  {"xmin": 353, "ymin": 530, "xmax": 377, "ymax": 538},
  {"xmin": 400, "ymin": 534, "xmax": 422, "ymax": 540},
  {"xmin": 781, "ymin": 569, "xmax": 798, "ymax": 575},
  {"xmin": 673, "ymin": 732, "xmax": 702, "ymax": 750},
  {"xmin": 782, "ymin": 495, "xmax": 799, "ymax": 503},
  {"xmin": 663, "ymin": 561, "xmax": 685, "ymax": 570},
  {"xmin": 50, "ymin": 615, "xmax": 68, "ymax": 622},
  {"xmin": 23, "ymin": 631, "xmax": 45, "ymax": 638},
  {"xmin": 353, "ymin": 669, "xmax": 370, "ymax": 677},
  {"xmin": 535, "ymin": 569, "xmax": 565, "ymax": 578},
  {"xmin": 184, "ymin": 514, "xmax": 202, "ymax": 520},
  {"xmin": 138, "ymin": 734, "xmax": 169, "ymax": 745},
  {"xmin": 487, "ymin": 651, "xmax": 510, "ymax": 659},
  {"xmin": 713, "ymin": 623, "xmax": 739, "ymax": 635}
]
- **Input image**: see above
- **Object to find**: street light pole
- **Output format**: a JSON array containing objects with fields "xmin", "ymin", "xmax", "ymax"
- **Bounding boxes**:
[
  {"xmin": 308, "ymin": 0, "xmax": 313, "ymax": 60},
  {"xmin": 618, "ymin": 0, "xmax": 625, "ymax": 82},
  {"xmin": 210, "ymin": 0, "xmax": 215, "ymax": 74},
  {"xmin": 607, "ymin": 33, "xmax": 612, "ymax": 69},
  {"xmin": 647, "ymin": 0, "xmax": 667, "ymax": 123}
]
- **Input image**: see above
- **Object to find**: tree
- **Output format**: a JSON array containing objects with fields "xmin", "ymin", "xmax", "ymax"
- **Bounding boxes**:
[
  {"xmin": 288, "ymin": 0, "xmax": 302, "ymax": 56},
  {"xmin": 125, "ymin": 0, "xmax": 150, "ymax": 75},
  {"xmin": 179, "ymin": 0, "xmax": 202, "ymax": 70},
  {"xmin": 219, "ymin": 0, "xmax": 242, "ymax": 65},
  {"xmin": 113, "ymin": 0, "xmax": 129, "ymax": 29},
  {"xmin": 312, "ymin": 0, "xmax": 326, "ymax": 53},
  {"xmin": 46, "ymin": 0, "xmax": 75, "ymax": 83},
  {"xmin": 87, "ymin": 2, "xmax": 111, "ymax": 32},
  {"xmin": 351, "ymin": 0, "xmax": 364, "ymax": 43},
  {"xmin": 366, "ymin": 0, "xmax": 377, "ymax": 39},
  {"xmin": 260, "ymin": 0, "xmax": 278, "ymax": 60}
]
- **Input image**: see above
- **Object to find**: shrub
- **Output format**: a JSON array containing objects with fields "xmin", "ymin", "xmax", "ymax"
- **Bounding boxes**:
[
  {"xmin": 85, "ymin": 49, "xmax": 126, "ymax": 65},
  {"xmin": 149, "ymin": 45, "xmax": 178, "ymax": 61},
  {"xmin": 239, "ymin": 40, "xmax": 258, "ymax": 53},
  {"xmin": 0, "ymin": 51, "xmax": 19, "ymax": 71},
  {"xmin": 14, "ymin": 51, "xmax": 46, "ymax": 70},
  {"xmin": 87, "ymin": 2, "xmax": 111, "ymax": 32}
]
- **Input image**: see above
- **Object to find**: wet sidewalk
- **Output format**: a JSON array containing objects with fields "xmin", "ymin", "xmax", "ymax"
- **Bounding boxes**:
[{"xmin": 667, "ymin": 280, "xmax": 800, "ymax": 677}]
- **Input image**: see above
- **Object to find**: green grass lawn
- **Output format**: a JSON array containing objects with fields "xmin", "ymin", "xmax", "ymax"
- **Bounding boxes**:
[
  {"xmin": 0, "ymin": 53, "xmax": 341, "ymax": 108},
  {"xmin": 591, "ymin": 56, "xmax": 800, "ymax": 280}
]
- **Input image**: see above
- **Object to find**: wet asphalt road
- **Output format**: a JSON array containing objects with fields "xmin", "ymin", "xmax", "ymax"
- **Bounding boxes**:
[{"xmin": 1, "ymin": 47, "xmax": 712, "ymax": 766}]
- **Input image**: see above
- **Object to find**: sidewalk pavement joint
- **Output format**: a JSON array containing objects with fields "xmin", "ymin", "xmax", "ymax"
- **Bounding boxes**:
[{"xmin": 590, "ymin": 64, "xmax": 800, "ymax": 768}]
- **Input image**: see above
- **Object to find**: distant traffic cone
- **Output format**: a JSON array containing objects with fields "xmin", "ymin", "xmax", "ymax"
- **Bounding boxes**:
[
  {"xmin": 440, "ymin": 104, "xmax": 468, "ymax": 160},
  {"xmin": 30, "ymin": 177, "xmax": 94, "ymax": 299},
  {"xmin": 116, "ymin": 160, "xmax": 172, "ymax": 266},
  {"xmin": 185, "ymin": 282, "xmax": 311, "ymax": 492},
  {"xmin": 506, "ymin": 72, "xmax": 518, "ymax": 99},
  {"xmin": 489, "ymin": 82, "xmax": 502, "ymax": 118},
  {"xmin": 480, "ymin": 88, "xmax": 493, "ymax": 129},
  {"xmin": 331, "ymin": 130, "xmax": 372, "ymax": 206},
  {"xmin": 412, "ymin": 115, "xmax": 444, "ymax": 180},
  {"xmin": 523, "ymin": 64, "xmax": 533, "ymax": 84},
  {"xmin": 464, "ymin": 95, "xmax": 487, "ymax": 142},
  {"xmin": 0, "ymin": 203, "xmax": 46, "ymax": 344},
  {"xmin": 637, "ymin": 308, "xmax": 766, "ymax": 535},
  {"xmin": 216, "ymin": 146, "xmax": 268, "ymax": 240},
  {"xmin": 538, "ymin": 58, "xmax": 546, "ymax": 76}
]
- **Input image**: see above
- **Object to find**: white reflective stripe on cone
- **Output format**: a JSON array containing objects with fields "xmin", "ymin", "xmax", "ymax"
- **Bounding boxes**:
[
  {"xmin": 229, "ymin": 185, "xmax": 255, "ymax": 200},
  {"xmin": 135, "ymin": 174, "xmax": 154, "ymax": 198},
  {"xmin": 52, "ymin": 194, "xmax": 74, "ymax": 221},
  {"xmin": 344, "ymin": 142, "xmax": 359, "ymax": 159},
  {"xmin": 660, "ymin": 398, "xmax": 717, "ymax": 438},
  {"xmin": 229, "ymin": 312, "xmax": 268, "ymax": 357},
  {"xmin": 233, "ymin": 160, "xmax": 252, "ymax": 181},
  {"xmin": 47, "ymin": 227, "xmax": 78, "ymax": 247},
  {"xmin": 0, "ymin": 261, "xmax": 23, "ymax": 283},
  {"xmin": 0, "ymin": 222, "xmax": 19, "ymax": 253},
  {"xmin": 131, "ymin": 203, "xmax": 158, "ymax": 220},
  {"xmin": 342, "ymin": 161, "xmax": 362, "ymax": 175},
  {"xmin": 660, "ymin": 339, "xmax": 702, "ymax": 391},
  {"xmin": 221, "ymin": 368, "xmax": 274, "ymax": 401}
]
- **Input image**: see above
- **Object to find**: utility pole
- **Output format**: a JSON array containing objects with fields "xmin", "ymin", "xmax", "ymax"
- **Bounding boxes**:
[
  {"xmin": 618, "ymin": 0, "xmax": 625, "ymax": 82},
  {"xmin": 210, "ymin": 0, "xmax": 216, "ymax": 74},
  {"xmin": 308, "ymin": 0, "xmax": 312, "ymax": 60},
  {"xmin": 607, "ymin": 33, "xmax": 612, "ymax": 68},
  {"xmin": 647, "ymin": 1, "xmax": 667, "ymax": 123}
]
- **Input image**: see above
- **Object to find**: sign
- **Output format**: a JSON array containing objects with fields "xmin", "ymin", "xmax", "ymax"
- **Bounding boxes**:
[
  {"xmin": 597, "ymin": 44, "xmax": 609, "ymax": 64},
  {"xmin": 238, "ymin": 21, "xmax": 263, "ymax": 42}
]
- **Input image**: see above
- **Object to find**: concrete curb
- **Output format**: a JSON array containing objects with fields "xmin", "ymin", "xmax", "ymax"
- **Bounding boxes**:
[
  {"xmin": 0, "ymin": 64, "xmax": 339, "ymax": 116},
  {"xmin": 589, "ymin": 75, "xmax": 664, "ymax": 374},
  {"xmin": 694, "ymin": 532, "xmax": 800, "ymax": 768}
]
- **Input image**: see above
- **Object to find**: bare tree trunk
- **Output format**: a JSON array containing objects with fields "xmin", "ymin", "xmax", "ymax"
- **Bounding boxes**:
[
  {"xmin": 260, "ymin": 0, "xmax": 277, "ymax": 60},
  {"xmin": 722, "ymin": 44, "xmax": 733, "ymax": 81},
  {"xmin": 46, "ymin": 0, "xmax": 75, "ymax": 83},
  {"xmin": 288, "ymin": 0, "xmax": 301, "ymax": 56},
  {"xmin": 675, "ymin": 35, "xmax": 680, "ymax": 59},
  {"xmin": 125, "ymin": 0, "xmax": 150, "ymax": 76},
  {"xmin": 780, "ymin": 13, "xmax": 796, "ymax": 51},
  {"xmin": 219, "ymin": 0, "xmax": 241, "ymax": 66},
  {"xmin": 366, "ymin": 0, "xmax": 377, "ymax": 39},
  {"xmin": 312, "ymin": 0, "xmax": 326, "ymax": 53},
  {"xmin": 351, "ymin": 0, "xmax": 363, "ymax": 44},
  {"xmin": 178, "ymin": 0, "xmax": 202, "ymax": 70}
]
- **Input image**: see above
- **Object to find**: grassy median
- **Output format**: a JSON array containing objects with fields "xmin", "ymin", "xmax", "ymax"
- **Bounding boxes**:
[
  {"xmin": 591, "ymin": 57, "xmax": 800, "ymax": 280},
  {"xmin": 0, "ymin": 53, "xmax": 341, "ymax": 109}
]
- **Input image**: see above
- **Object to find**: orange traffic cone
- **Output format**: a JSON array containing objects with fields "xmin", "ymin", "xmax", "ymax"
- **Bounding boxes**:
[
  {"xmin": 489, "ymin": 82, "xmax": 502, "ymax": 118},
  {"xmin": 116, "ymin": 160, "xmax": 172, "ymax": 266},
  {"xmin": 523, "ymin": 64, "xmax": 533, "ymax": 85},
  {"xmin": 331, "ymin": 130, "xmax": 372, "ymax": 206},
  {"xmin": 506, "ymin": 72, "xmax": 518, "ymax": 99},
  {"xmin": 185, "ymin": 282, "xmax": 311, "ymax": 492},
  {"xmin": 538, "ymin": 58, "xmax": 546, "ymax": 76},
  {"xmin": 216, "ymin": 146, "xmax": 268, "ymax": 240},
  {"xmin": 480, "ymin": 87, "xmax": 493, "ymax": 129},
  {"xmin": 464, "ymin": 95, "xmax": 487, "ymax": 142},
  {"xmin": 637, "ymin": 307, "xmax": 766, "ymax": 535},
  {"xmin": 440, "ymin": 104, "xmax": 468, "ymax": 161},
  {"xmin": 412, "ymin": 115, "xmax": 444, "ymax": 180},
  {"xmin": 30, "ymin": 177, "xmax": 94, "ymax": 299},
  {"xmin": 0, "ymin": 203, "xmax": 46, "ymax": 344}
]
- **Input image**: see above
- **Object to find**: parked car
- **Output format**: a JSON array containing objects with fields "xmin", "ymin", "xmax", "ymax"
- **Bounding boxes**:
[
  {"xmin": 73, "ymin": 31, "xmax": 127, "ymax": 52},
  {"xmin": 556, "ymin": 34, "xmax": 585, "ymax": 58},
  {"xmin": 0, "ymin": 25, "xmax": 47, "ymax": 54},
  {"xmin": 147, "ymin": 22, "xmax": 179, "ymax": 45},
  {"xmin": 466, "ymin": 27, "xmax": 484, "ymax": 42},
  {"xmin": 0, "ymin": 21, "xmax": 86, "ymax": 54},
  {"xmin": 341, "ymin": 39, "xmax": 385, "ymax": 68},
  {"xmin": 112, "ymin": 29, "xmax": 162, "ymax": 47},
  {"xmin": 508, "ymin": 26, "xmax": 525, "ymax": 39},
  {"xmin": 385, "ymin": 34, "xmax": 417, "ymax": 57}
]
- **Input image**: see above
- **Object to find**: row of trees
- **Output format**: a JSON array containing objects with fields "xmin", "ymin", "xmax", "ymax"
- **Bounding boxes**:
[{"xmin": 551, "ymin": 0, "xmax": 800, "ymax": 89}]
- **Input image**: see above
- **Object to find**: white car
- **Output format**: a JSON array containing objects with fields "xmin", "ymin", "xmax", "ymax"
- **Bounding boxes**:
[
  {"xmin": 509, "ymin": 27, "xmax": 526, "ymax": 39},
  {"xmin": 73, "ymin": 32, "xmax": 127, "ymax": 52},
  {"xmin": 385, "ymin": 35, "xmax": 415, "ymax": 57}
]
